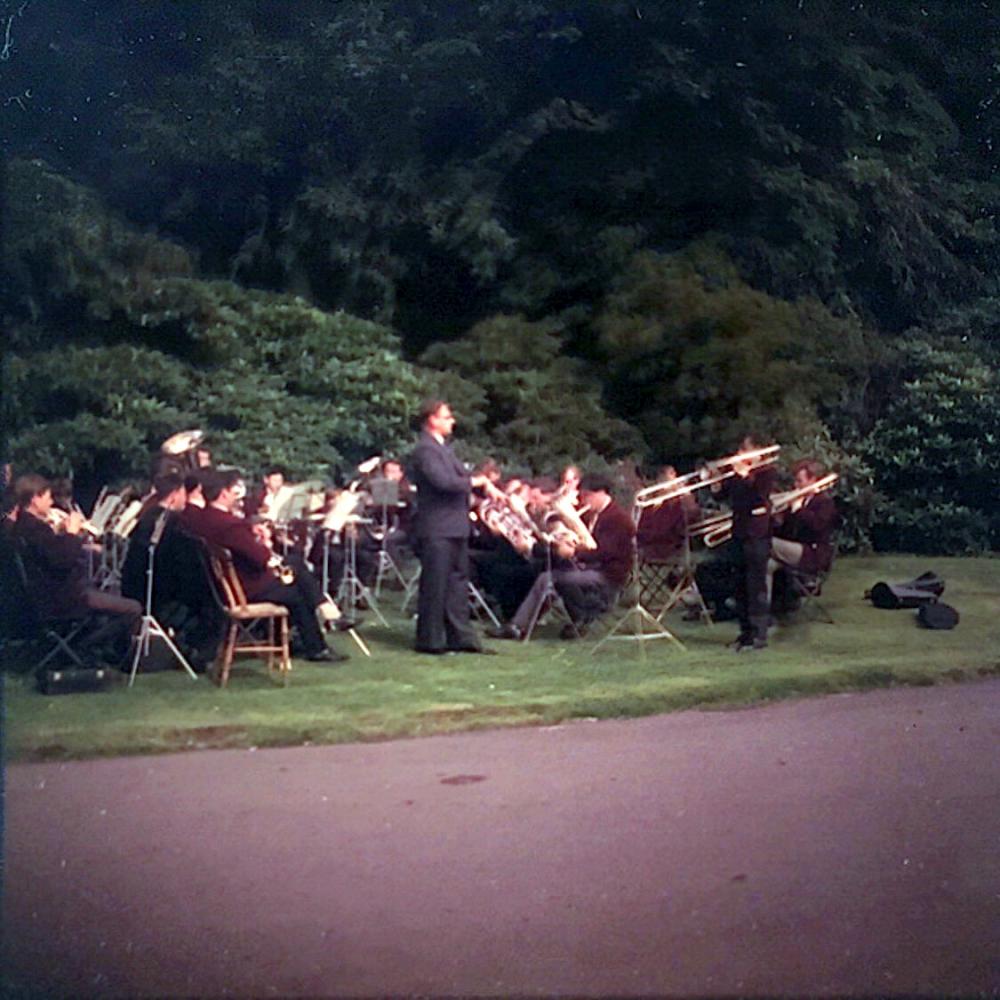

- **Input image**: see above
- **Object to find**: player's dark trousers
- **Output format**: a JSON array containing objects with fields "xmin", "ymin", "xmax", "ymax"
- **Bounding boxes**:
[
  {"xmin": 735, "ymin": 537, "xmax": 771, "ymax": 640},
  {"xmin": 416, "ymin": 536, "xmax": 477, "ymax": 651},
  {"xmin": 253, "ymin": 567, "xmax": 327, "ymax": 657}
]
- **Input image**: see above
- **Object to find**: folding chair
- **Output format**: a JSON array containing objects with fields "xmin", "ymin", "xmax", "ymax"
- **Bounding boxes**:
[
  {"xmin": 202, "ymin": 543, "xmax": 292, "ymax": 687},
  {"xmin": 785, "ymin": 559, "xmax": 835, "ymax": 624},
  {"xmin": 8, "ymin": 540, "xmax": 91, "ymax": 671}
]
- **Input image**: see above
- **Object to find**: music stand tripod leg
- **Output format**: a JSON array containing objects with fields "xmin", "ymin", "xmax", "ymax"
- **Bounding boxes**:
[
  {"xmin": 468, "ymin": 582, "xmax": 502, "ymax": 630},
  {"xmin": 128, "ymin": 514, "xmax": 199, "ymax": 687}
]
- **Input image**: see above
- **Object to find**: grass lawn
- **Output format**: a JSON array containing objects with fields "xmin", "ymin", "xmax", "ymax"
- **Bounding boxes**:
[{"xmin": 3, "ymin": 555, "xmax": 998, "ymax": 762}]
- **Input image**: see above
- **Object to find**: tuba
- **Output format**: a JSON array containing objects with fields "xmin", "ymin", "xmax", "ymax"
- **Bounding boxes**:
[{"xmin": 159, "ymin": 429, "xmax": 205, "ymax": 473}]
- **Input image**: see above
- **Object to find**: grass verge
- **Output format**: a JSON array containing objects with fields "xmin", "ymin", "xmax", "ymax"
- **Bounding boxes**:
[{"xmin": 4, "ymin": 555, "xmax": 998, "ymax": 762}]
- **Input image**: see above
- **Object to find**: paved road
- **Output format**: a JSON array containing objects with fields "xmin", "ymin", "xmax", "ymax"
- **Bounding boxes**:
[{"xmin": 3, "ymin": 681, "xmax": 999, "ymax": 997}]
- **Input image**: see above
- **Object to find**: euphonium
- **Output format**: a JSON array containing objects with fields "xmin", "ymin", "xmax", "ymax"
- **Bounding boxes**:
[
  {"xmin": 547, "ymin": 495, "xmax": 597, "ymax": 552},
  {"xmin": 477, "ymin": 494, "xmax": 538, "ymax": 555}
]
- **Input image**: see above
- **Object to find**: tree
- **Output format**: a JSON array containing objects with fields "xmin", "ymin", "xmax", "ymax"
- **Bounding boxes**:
[{"xmin": 420, "ymin": 314, "xmax": 642, "ymax": 473}]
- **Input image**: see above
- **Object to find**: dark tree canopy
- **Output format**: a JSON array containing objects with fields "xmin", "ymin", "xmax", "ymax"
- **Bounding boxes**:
[{"xmin": 2, "ymin": 0, "xmax": 999, "ymax": 550}]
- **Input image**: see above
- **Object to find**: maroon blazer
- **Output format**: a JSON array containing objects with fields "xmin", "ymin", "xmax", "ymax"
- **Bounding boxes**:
[
  {"xmin": 185, "ymin": 504, "xmax": 275, "ymax": 598},
  {"xmin": 178, "ymin": 502, "xmax": 210, "ymax": 535},
  {"xmin": 12, "ymin": 512, "xmax": 88, "ymax": 618},
  {"xmin": 776, "ymin": 493, "xmax": 838, "ymax": 574},
  {"xmin": 636, "ymin": 497, "xmax": 698, "ymax": 561},
  {"xmin": 577, "ymin": 500, "xmax": 635, "ymax": 589}
]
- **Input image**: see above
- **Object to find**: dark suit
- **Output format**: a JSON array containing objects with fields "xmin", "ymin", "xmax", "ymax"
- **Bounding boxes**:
[{"xmin": 406, "ymin": 431, "xmax": 478, "ymax": 652}]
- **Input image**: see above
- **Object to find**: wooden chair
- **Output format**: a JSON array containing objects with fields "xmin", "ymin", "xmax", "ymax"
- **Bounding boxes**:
[{"xmin": 203, "ymin": 543, "xmax": 291, "ymax": 687}]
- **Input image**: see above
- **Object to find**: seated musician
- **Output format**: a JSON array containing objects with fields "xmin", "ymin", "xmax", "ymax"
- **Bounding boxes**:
[
  {"xmin": 370, "ymin": 458, "xmax": 413, "ymax": 575},
  {"xmin": 635, "ymin": 465, "xmax": 701, "ymax": 562},
  {"xmin": 489, "ymin": 473, "xmax": 633, "ymax": 640},
  {"xmin": 767, "ymin": 459, "xmax": 838, "ymax": 605},
  {"xmin": 121, "ymin": 472, "xmax": 223, "ymax": 669},
  {"xmin": 188, "ymin": 469, "xmax": 346, "ymax": 662},
  {"xmin": 472, "ymin": 477, "xmax": 550, "ymax": 622},
  {"xmin": 12, "ymin": 473, "xmax": 142, "ymax": 664},
  {"xmin": 559, "ymin": 465, "xmax": 581, "ymax": 505},
  {"xmin": 244, "ymin": 465, "xmax": 286, "ymax": 519}
]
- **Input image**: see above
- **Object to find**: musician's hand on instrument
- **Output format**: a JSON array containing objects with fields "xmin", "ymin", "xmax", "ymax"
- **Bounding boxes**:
[
  {"xmin": 65, "ymin": 510, "xmax": 85, "ymax": 535},
  {"xmin": 732, "ymin": 457, "xmax": 752, "ymax": 478}
]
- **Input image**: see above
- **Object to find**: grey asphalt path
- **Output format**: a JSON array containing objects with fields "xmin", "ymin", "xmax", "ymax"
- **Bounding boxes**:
[{"xmin": 3, "ymin": 681, "xmax": 999, "ymax": 998}]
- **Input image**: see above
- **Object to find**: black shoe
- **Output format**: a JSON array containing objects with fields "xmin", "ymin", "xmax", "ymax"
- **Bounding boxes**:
[
  {"xmin": 306, "ymin": 648, "xmax": 349, "ymax": 663},
  {"xmin": 332, "ymin": 617, "xmax": 362, "ymax": 631},
  {"xmin": 559, "ymin": 622, "xmax": 587, "ymax": 640},
  {"xmin": 414, "ymin": 645, "xmax": 447, "ymax": 655},
  {"xmin": 449, "ymin": 645, "xmax": 498, "ymax": 655},
  {"xmin": 735, "ymin": 637, "xmax": 767, "ymax": 654},
  {"xmin": 486, "ymin": 624, "xmax": 523, "ymax": 640},
  {"xmin": 728, "ymin": 631, "xmax": 753, "ymax": 650}
]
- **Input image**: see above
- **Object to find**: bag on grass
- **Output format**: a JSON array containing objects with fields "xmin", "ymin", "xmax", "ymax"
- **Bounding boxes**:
[
  {"xmin": 916, "ymin": 603, "xmax": 960, "ymax": 630},
  {"xmin": 865, "ymin": 571, "xmax": 945, "ymax": 610}
]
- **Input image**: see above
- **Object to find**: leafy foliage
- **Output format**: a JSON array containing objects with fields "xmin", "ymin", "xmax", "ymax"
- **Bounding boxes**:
[
  {"xmin": 592, "ymin": 246, "xmax": 875, "ymax": 463},
  {"xmin": 863, "ymin": 336, "xmax": 1000, "ymax": 553},
  {"xmin": 2, "ymin": 161, "xmax": 430, "ymax": 487},
  {"xmin": 420, "ymin": 314, "xmax": 643, "ymax": 473}
]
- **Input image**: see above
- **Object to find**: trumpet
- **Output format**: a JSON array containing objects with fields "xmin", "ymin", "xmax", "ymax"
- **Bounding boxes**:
[
  {"xmin": 267, "ymin": 554, "xmax": 296, "ymax": 585},
  {"xmin": 47, "ymin": 505, "xmax": 102, "ymax": 537},
  {"xmin": 635, "ymin": 445, "xmax": 781, "ymax": 509}
]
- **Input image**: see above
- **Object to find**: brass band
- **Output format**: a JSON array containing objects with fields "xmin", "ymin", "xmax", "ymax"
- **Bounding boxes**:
[{"xmin": 2, "ymin": 406, "xmax": 840, "ymax": 674}]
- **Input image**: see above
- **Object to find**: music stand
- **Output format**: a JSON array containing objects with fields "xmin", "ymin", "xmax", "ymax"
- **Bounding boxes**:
[
  {"xmin": 590, "ymin": 536, "xmax": 685, "ymax": 655},
  {"xmin": 337, "ymin": 516, "xmax": 389, "ymax": 627},
  {"xmin": 369, "ymin": 478, "xmax": 409, "ymax": 596},
  {"xmin": 398, "ymin": 563, "xmax": 501, "ymax": 628},
  {"xmin": 128, "ymin": 511, "xmax": 199, "ymax": 687},
  {"xmin": 521, "ymin": 541, "xmax": 572, "ymax": 642}
]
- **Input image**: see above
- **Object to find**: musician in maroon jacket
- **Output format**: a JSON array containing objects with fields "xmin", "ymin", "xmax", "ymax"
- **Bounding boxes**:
[
  {"xmin": 189, "ymin": 469, "xmax": 343, "ymax": 662},
  {"xmin": 636, "ymin": 465, "xmax": 701, "ymax": 561},
  {"xmin": 12, "ymin": 473, "xmax": 141, "ymax": 663},
  {"xmin": 768, "ymin": 460, "xmax": 838, "ymax": 597},
  {"xmin": 490, "ymin": 473, "xmax": 634, "ymax": 640}
]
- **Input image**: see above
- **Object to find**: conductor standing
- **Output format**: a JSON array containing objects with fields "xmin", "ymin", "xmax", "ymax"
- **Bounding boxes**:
[{"xmin": 407, "ymin": 399, "xmax": 500, "ymax": 655}]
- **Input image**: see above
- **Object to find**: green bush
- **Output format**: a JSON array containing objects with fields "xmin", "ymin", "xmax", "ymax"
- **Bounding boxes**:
[{"xmin": 863, "ymin": 336, "xmax": 1000, "ymax": 553}]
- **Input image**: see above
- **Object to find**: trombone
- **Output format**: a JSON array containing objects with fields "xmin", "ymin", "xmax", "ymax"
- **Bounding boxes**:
[
  {"xmin": 689, "ymin": 471, "xmax": 839, "ymax": 548},
  {"xmin": 635, "ymin": 445, "xmax": 781, "ymax": 509}
]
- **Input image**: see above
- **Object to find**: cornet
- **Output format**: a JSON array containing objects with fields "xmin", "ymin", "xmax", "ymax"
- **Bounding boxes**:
[{"xmin": 47, "ymin": 505, "xmax": 102, "ymax": 538}]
